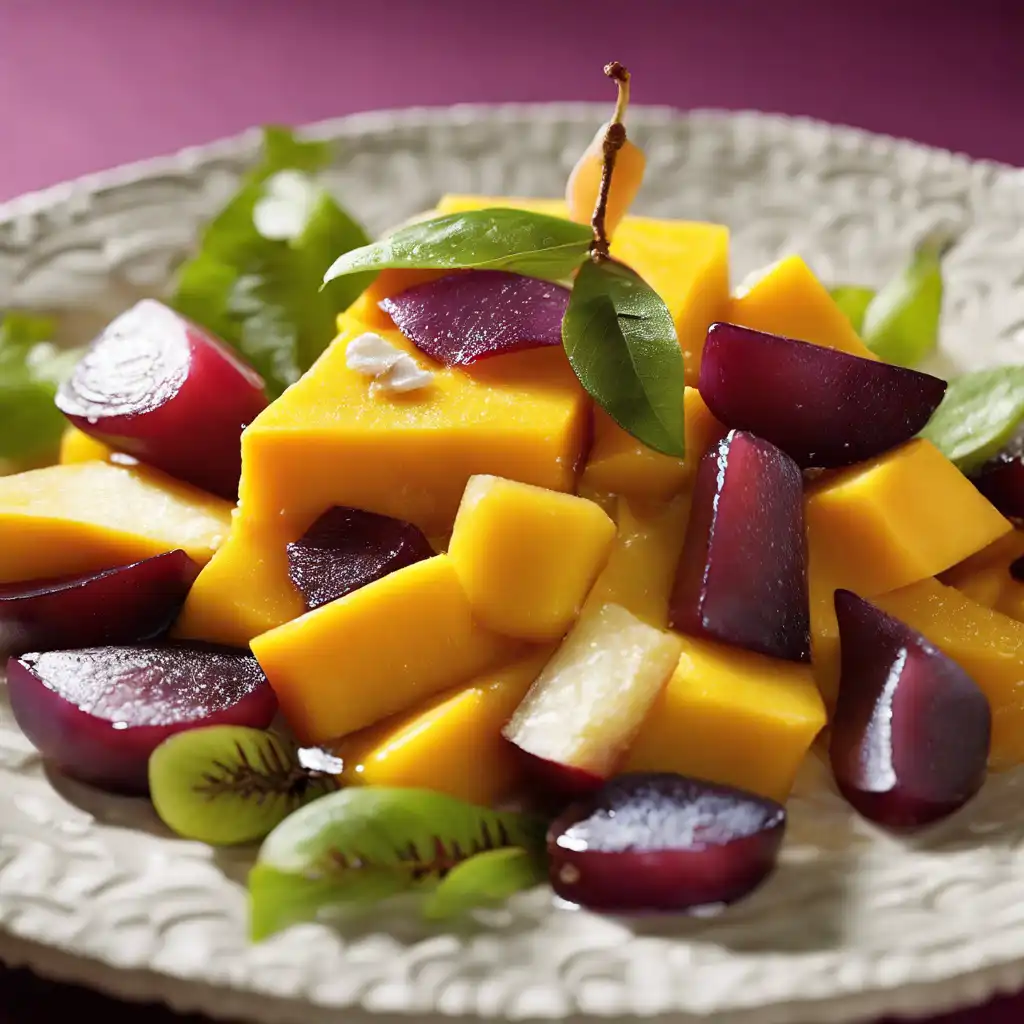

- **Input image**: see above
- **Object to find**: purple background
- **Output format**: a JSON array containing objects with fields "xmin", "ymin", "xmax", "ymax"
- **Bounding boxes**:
[{"xmin": 1, "ymin": 0, "xmax": 1023, "ymax": 1021}]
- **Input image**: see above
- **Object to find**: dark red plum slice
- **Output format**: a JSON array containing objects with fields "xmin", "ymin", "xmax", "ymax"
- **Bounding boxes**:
[
  {"xmin": 669, "ymin": 429, "xmax": 810, "ymax": 662},
  {"xmin": 7, "ymin": 643, "xmax": 278, "ymax": 794},
  {"xmin": 829, "ymin": 590, "xmax": 990, "ymax": 829},
  {"xmin": 698, "ymin": 322, "xmax": 947, "ymax": 468},
  {"xmin": 379, "ymin": 270, "xmax": 570, "ymax": 366},
  {"xmin": 547, "ymin": 772, "xmax": 786, "ymax": 913},
  {"xmin": 56, "ymin": 299, "xmax": 268, "ymax": 499},
  {"xmin": 286, "ymin": 507, "xmax": 435, "ymax": 611},
  {"xmin": 0, "ymin": 549, "xmax": 199, "ymax": 657},
  {"xmin": 972, "ymin": 437, "xmax": 1024, "ymax": 520}
]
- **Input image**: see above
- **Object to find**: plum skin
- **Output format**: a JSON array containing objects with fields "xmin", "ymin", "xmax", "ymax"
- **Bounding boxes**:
[
  {"xmin": 507, "ymin": 740, "xmax": 606, "ymax": 811},
  {"xmin": 6, "ymin": 645, "xmax": 278, "ymax": 795},
  {"xmin": 547, "ymin": 772, "xmax": 786, "ymax": 914}
]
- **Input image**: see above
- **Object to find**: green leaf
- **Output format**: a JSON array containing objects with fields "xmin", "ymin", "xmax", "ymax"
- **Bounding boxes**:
[
  {"xmin": 830, "ymin": 285, "xmax": 876, "ymax": 335},
  {"xmin": 170, "ymin": 126, "xmax": 371, "ymax": 398},
  {"xmin": 249, "ymin": 787, "xmax": 546, "ymax": 940},
  {"xmin": 422, "ymin": 847, "xmax": 546, "ymax": 920},
  {"xmin": 322, "ymin": 208, "xmax": 593, "ymax": 286},
  {"xmin": 562, "ymin": 258, "xmax": 686, "ymax": 458},
  {"xmin": 919, "ymin": 366, "xmax": 1024, "ymax": 472},
  {"xmin": 860, "ymin": 234, "xmax": 947, "ymax": 368}
]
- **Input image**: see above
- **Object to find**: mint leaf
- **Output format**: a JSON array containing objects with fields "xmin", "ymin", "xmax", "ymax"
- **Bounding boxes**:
[
  {"xmin": 920, "ymin": 366, "xmax": 1024, "ymax": 472},
  {"xmin": 422, "ymin": 847, "xmax": 545, "ymax": 920},
  {"xmin": 170, "ymin": 126, "xmax": 371, "ymax": 397},
  {"xmin": 861, "ymin": 235, "xmax": 947, "ymax": 368},
  {"xmin": 323, "ymin": 208, "xmax": 593, "ymax": 286},
  {"xmin": 830, "ymin": 285, "xmax": 876, "ymax": 335},
  {"xmin": 562, "ymin": 257, "xmax": 686, "ymax": 458}
]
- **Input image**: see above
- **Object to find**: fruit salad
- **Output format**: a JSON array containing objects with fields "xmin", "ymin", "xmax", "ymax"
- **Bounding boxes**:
[{"xmin": 2, "ymin": 64, "xmax": 1024, "ymax": 939}]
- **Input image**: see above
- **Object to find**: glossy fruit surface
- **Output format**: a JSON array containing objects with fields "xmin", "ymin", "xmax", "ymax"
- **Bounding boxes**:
[
  {"xmin": 829, "ymin": 589, "xmax": 990, "ymax": 829},
  {"xmin": 56, "ymin": 300, "xmax": 268, "ymax": 499},
  {"xmin": 698, "ymin": 322, "xmax": 946, "ymax": 468},
  {"xmin": 379, "ymin": 271, "xmax": 569, "ymax": 366},
  {"xmin": 0, "ymin": 549, "xmax": 199, "ymax": 657},
  {"xmin": 547, "ymin": 772, "xmax": 786, "ymax": 912},
  {"xmin": 7, "ymin": 643, "xmax": 277, "ymax": 794},
  {"xmin": 670, "ymin": 429, "xmax": 810, "ymax": 661},
  {"xmin": 972, "ymin": 438, "xmax": 1024, "ymax": 520},
  {"xmin": 286, "ymin": 506, "xmax": 434, "ymax": 610}
]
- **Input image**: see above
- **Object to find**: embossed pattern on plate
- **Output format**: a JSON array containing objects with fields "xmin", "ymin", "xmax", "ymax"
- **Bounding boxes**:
[{"xmin": 1, "ymin": 105, "xmax": 1024, "ymax": 1024}]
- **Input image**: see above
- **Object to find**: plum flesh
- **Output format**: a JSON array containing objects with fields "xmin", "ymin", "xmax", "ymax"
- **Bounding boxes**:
[
  {"xmin": 829, "ymin": 590, "xmax": 990, "ymax": 829},
  {"xmin": 379, "ymin": 270, "xmax": 569, "ymax": 366},
  {"xmin": 547, "ymin": 772, "xmax": 786, "ymax": 913},
  {"xmin": 0, "ymin": 550, "xmax": 199, "ymax": 657},
  {"xmin": 286, "ymin": 507, "xmax": 435, "ymax": 610},
  {"xmin": 669, "ymin": 429, "xmax": 811, "ymax": 662},
  {"xmin": 7, "ymin": 643, "xmax": 277, "ymax": 794},
  {"xmin": 698, "ymin": 322, "xmax": 947, "ymax": 468},
  {"xmin": 56, "ymin": 300, "xmax": 268, "ymax": 499}
]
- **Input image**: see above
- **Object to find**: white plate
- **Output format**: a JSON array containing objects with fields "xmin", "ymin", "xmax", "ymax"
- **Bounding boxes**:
[{"xmin": 1, "ymin": 105, "xmax": 1024, "ymax": 1024}]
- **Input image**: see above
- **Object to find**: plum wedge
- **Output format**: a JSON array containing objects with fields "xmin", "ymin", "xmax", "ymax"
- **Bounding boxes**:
[
  {"xmin": 830, "ymin": 590, "xmax": 990, "ymax": 829},
  {"xmin": 548, "ymin": 772, "xmax": 786, "ymax": 913},
  {"xmin": 698, "ymin": 322, "xmax": 947, "ymax": 468},
  {"xmin": 670, "ymin": 429, "xmax": 810, "ymax": 662},
  {"xmin": 286, "ymin": 506, "xmax": 435, "ymax": 611},
  {"xmin": 380, "ymin": 270, "xmax": 569, "ymax": 366},
  {"xmin": 0, "ymin": 549, "xmax": 199, "ymax": 657},
  {"xmin": 7, "ymin": 643, "xmax": 277, "ymax": 794},
  {"xmin": 971, "ymin": 438, "xmax": 1024, "ymax": 520},
  {"xmin": 56, "ymin": 300, "xmax": 268, "ymax": 499}
]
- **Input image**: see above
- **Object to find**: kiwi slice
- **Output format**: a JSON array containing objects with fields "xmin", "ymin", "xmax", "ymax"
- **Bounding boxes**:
[{"xmin": 149, "ymin": 726, "xmax": 342, "ymax": 846}]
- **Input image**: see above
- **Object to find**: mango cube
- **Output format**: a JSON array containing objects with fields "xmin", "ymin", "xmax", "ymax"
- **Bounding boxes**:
[
  {"xmin": 582, "ymin": 494, "xmax": 691, "ymax": 629},
  {"xmin": 250, "ymin": 554, "xmax": 521, "ymax": 744},
  {"xmin": 728, "ymin": 254, "xmax": 877, "ymax": 359},
  {"xmin": 173, "ymin": 511, "xmax": 305, "ymax": 647},
  {"xmin": 447, "ymin": 475, "xmax": 615, "ymax": 641},
  {"xmin": 625, "ymin": 634, "xmax": 826, "ymax": 803},
  {"xmin": 58, "ymin": 427, "xmax": 115, "ymax": 465},
  {"xmin": 869, "ymin": 578, "xmax": 1024, "ymax": 770},
  {"xmin": 581, "ymin": 388, "xmax": 726, "ymax": 502},
  {"xmin": 239, "ymin": 317, "xmax": 588, "ymax": 536},
  {"xmin": 0, "ymin": 461, "xmax": 232, "ymax": 582},
  {"xmin": 330, "ymin": 648, "xmax": 553, "ymax": 806},
  {"xmin": 940, "ymin": 531, "xmax": 1024, "ymax": 624}
]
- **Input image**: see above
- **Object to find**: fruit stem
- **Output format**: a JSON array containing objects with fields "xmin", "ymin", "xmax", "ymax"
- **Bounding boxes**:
[{"xmin": 590, "ymin": 61, "xmax": 631, "ymax": 261}]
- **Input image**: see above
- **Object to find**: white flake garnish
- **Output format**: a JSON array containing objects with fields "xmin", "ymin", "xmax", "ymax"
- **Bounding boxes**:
[{"xmin": 345, "ymin": 332, "xmax": 434, "ymax": 395}]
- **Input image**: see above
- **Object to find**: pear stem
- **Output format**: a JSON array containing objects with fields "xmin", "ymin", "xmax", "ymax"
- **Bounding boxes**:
[{"xmin": 590, "ymin": 62, "xmax": 631, "ymax": 261}]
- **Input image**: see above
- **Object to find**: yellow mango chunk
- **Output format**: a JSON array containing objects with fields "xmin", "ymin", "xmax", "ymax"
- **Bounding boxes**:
[
  {"xmin": 0, "ymin": 461, "xmax": 231, "ymax": 582},
  {"xmin": 940, "ymin": 531, "xmax": 1024, "ymax": 624},
  {"xmin": 448, "ymin": 475, "xmax": 615, "ymax": 641},
  {"xmin": 581, "ymin": 387, "xmax": 725, "ymax": 501},
  {"xmin": 728, "ymin": 255, "xmax": 877, "ymax": 359},
  {"xmin": 868, "ymin": 578, "xmax": 1024, "ymax": 770},
  {"xmin": 173, "ymin": 511, "xmax": 305, "ymax": 647},
  {"xmin": 436, "ymin": 195, "xmax": 731, "ymax": 385},
  {"xmin": 806, "ymin": 439, "xmax": 1011, "ymax": 703},
  {"xmin": 251, "ymin": 554, "xmax": 521, "ymax": 744},
  {"xmin": 625, "ymin": 635, "xmax": 826, "ymax": 803},
  {"xmin": 330, "ymin": 648, "xmax": 553, "ymax": 806},
  {"xmin": 582, "ymin": 493, "xmax": 690, "ymax": 629},
  {"xmin": 240, "ymin": 318, "xmax": 588, "ymax": 536},
  {"xmin": 59, "ymin": 427, "xmax": 114, "ymax": 465}
]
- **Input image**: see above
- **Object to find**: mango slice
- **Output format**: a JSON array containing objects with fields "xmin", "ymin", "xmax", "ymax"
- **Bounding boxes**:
[
  {"xmin": 582, "ymin": 493, "xmax": 690, "ymax": 629},
  {"xmin": 250, "ymin": 554, "xmax": 521, "ymax": 744},
  {"xmin": 448, "ymin": 475, "xmax": 615, "ymax": 641},
  {"xmin": 0, "ymin": 462, "xmax": 232, "ymax": 582},
  {"xmin": 436, "ymin": 195, "xmax": 731, "ymax": 385},
  {"xmin": 581, "ymin": 387, "xmax": 726, "ymax": 502},
  {"xmin": 624, "ymin": 634, "xmax": 826, "ymax": 803},
  {"xmin": 940, "ymin": 531, "xmax": 1024, "ymax": 624},
  {"xmin": 728, "ymin": 254, "xmax": 877, "ymax": 360},
  {"xmin": 866, "ymin": 578, "xmax": 1024, "ymax": 770},
  {"xmin": 239, "ymin": 317, "xmax": 589, "ymax": 537},
  {"xmin": 330, "ymin": 648, "xmax": 553, "ymax": 806},
  {"xmin": 173, "ymin": 511, "xmax": 305, "ymax": 647},
  {"xmin": 58, "ymin": 427, "xmax": 115, "ymax": 465}
]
